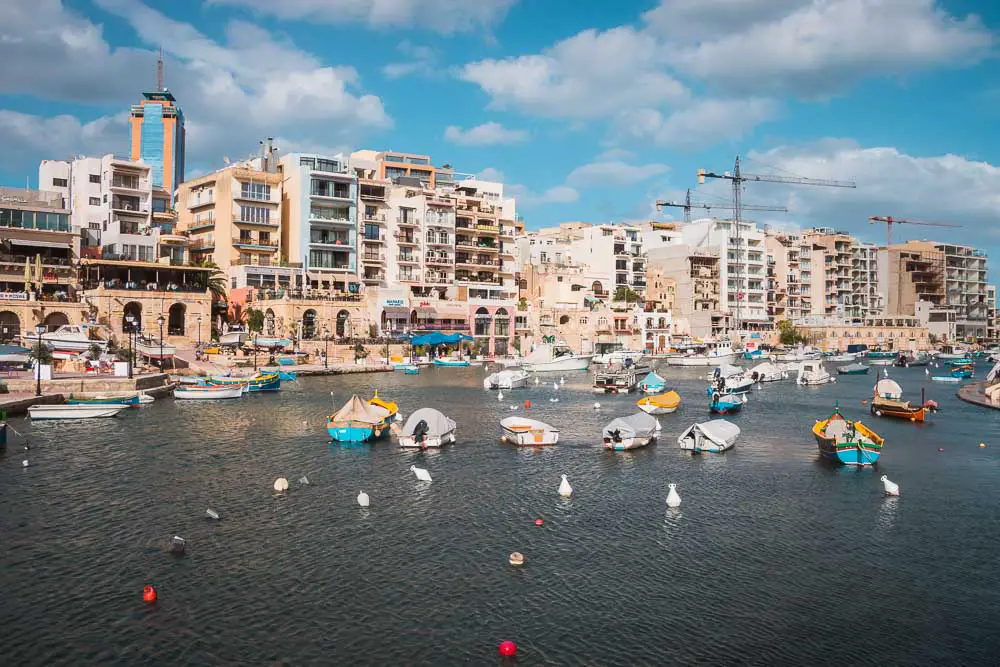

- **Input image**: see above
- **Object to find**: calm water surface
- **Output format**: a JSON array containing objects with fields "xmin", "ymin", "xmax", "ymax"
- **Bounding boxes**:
[{"xmin": 2, "ymin": 363, "xmax": 1000, "ymax": 665}]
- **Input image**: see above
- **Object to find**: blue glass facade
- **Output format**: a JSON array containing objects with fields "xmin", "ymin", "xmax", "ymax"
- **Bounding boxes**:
[{"xmin": 140, "ymin": 104, "xmax": 164, "ymax": 189}]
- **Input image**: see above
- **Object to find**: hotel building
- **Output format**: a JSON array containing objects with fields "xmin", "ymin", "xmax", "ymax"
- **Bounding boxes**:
[{"xmin": 129, "ymin": 89, "xmax": 185, "ymax": 200}]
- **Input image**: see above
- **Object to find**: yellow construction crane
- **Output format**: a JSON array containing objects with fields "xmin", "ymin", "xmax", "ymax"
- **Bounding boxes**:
[{"xmin": 868, "ymin": 215, "xmax": 962, "ymax": 247}]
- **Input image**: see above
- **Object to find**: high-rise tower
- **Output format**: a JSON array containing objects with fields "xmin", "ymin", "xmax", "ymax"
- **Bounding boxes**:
[{"xmin": 129, "ymin": 50, "xmax": 185, "ymax": 200}]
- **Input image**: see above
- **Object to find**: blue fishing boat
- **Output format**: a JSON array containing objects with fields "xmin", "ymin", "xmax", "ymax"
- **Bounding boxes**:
[
  {"xmin": 638, "ymin": 370, "xmax": 667, "ymax": 393},
  {"xmin": 813, "ymin": 407, "xmax": 884, "ymax": 466},
  {"xmin": 867, "ymin": 350, "xmax": 895, "ymax": 359},
  {"xmin": 709, "ymin": 390, "xmax": 745, "ymax": 414},
  {"xmin": 66, "ymin": 395, "xmax": 141, "ymax": 407},
  {"xmin": 403, "ymin": 366, "xmax": 420, "ymax": 375},
  {"xmin": 951, "ymin": 364, "xmax": 974, "ymax": 379},
  {"xmin": 434, "ymin": 358, "xmax": 470, "ymax": 367},
  {"xmin": 743, "ymin": 349, "xmax": 763, "ymax": 360},
  {"xmin": 327, "ymin": 395, "xmax": 384, "ymax": 442},
  {"xmin": 946, "ymin": 357, "xmax": 973, "ymax": 366},
  {"xmin": 277, "ymin": 370, "xmax": 297, "ymax": 381},
  {"xmin": 207, "ymin": 371, "xmax": 281, "ymax": 392}
]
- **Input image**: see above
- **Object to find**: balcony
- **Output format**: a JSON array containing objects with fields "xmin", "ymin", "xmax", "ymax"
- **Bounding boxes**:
[
  {"xmin": 235, "ymin": 217, "xmax": 279, "ymax": 228},
  {"xmin": 111, "ymin": 199, "xmax": 148, "ymax": 216},
  {"xmin": 426, "ymin": 254, "xmax": 451, "ymax": 265},
  {"xmin": 398, "ymin": 273, "xmax": 421, "ymax": 283},
  {"xmin": 395, "ymin": 233, "xmax": 419, "ymax": 246},
  {"xmin": 362, "ymin": 234, "xmax": 383, "ymax": 244},
  {"xmin": 362, "ymin": 212, "xmax": 386, "ymax": 223},
  {"xmin": 397, "ymin": 216, "xmax": 420, "ymax": 228},
  {"xmin": 310, "ymin": 237, "xmax": 352, "ymax": 249},
  {"xmin": 362, "ymin": 272, "xmax": 385, "ymax": 283},
  {"xmin": 426, "ymin": 237, "xmax": 451, "ymax": 247},
  {"xmin": 310, "ymin": 210, "xmax": 353, "ymax": 226},
  {"xmin": 362, "ymin": 253, "xmax": 385, "ymax": 264},
  {"xmin": 310, "ymin": 185, "xmax": 352, "ymax": 201},
  {"xmin": 475, "ymin": 223, "xmax": 499, "ymax": 234},
  {"xmin": 188, "ymin": 220, "xmax": 215, "ymax": 233},
  {"xmin": 397, "ymin": 255, "xmax": 420, "ymax": 264},
  {"xmin": 189, "ymin": 238, "xmax": 215, "ymax": 251},
  {"xmin": 187, "ymin": 194, "xmax": 215, "ymax": 210},
  {"xmin": 110, "ymin": 176, "xmax": 144, "ymax": 192}
]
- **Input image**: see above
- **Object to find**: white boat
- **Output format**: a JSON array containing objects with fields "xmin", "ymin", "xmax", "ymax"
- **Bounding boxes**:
[
  {"xmin": 930, "ymin": 376, "xmax": 962, "ymax": 383},
  {"xmin": 398, "ymin": 408, "xmax": 457, "ymax": 449},
  {"xmin": 665, "ymin": 340, "xmax": 738, "ymax": 367},
  {"xmin": 135, "ymin": 336, "xmax": 177, "ymax": 360},
  {"xmin": 593, "ymin": 365, "xmax": 638, "ymax": 393},
  {"xmin": 0, "ymin": 344, "xmax": 31, "ymax": 364},
  {"xmin": 28, "ymin": 404, "xmax": 126, "ymax": 419},
  {"xmin": 219, "ymin": 328, "xmax": 247, "ymax": 346},
  {"xmin": 520, "ymin": 342, "xmax": 593, "ymax": 373},
  {"xmin": 500, "ymin": 417, "xmax": 559, "ymax": 446},
  {"xmin": 678, "ymin": 419, "xmax": 740, "ymax": 453},
  {"xmin": 936, "ymin": 344, "xmax": 970, "ymax": 360},
  {"xmin": 868, "ymin": 358, "xmax": 894, "ymax": 366},
  {"xmin": 36, "ymin": 324, "xmax": 107, "ymax": 353},
  {"xmin": 829, "ymin": 353, "xmax": 856, "ymax": 362},
  {"xmin": 709, "ymin": 363, "xmax": 755, "ymax": 394},
  {"xmin": 483, "ymin": 369, "xmax": 530, "ymax": 390},
  {"xmin": 775, "ymin": 346, "xmax": 822, "ymax": 362},
  {"xmin": 748, "ymin": 361, "xmax": 788, "ymax": 383},
  {"xmin": 174, "ymin": 385, "xmax": 244, "ymax": 400},
  {"xmin": 251, "ymin": 336, "xmax": 292, "ymax": 349},
  {"xmin": 636, "ymin": 390, "xmax": 681, "ymax": 415},
  {"xmin": 602, "ymin": 412, "xmax": 659, "ymax": 450},
  {"xmin": 797, "ymin": 360, "xmax": 835, "ymax": 386},
  {"xmin": 593, "ymin": 345, "xmax": 646, "ymax": 367}
]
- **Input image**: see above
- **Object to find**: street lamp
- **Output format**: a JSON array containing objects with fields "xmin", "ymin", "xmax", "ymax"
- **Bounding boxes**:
[
  {"xmin": 196, "ymin": 315, "xmax": 202, "ymax": 348},
  {"xmin": 253, "ymin": 333, "xmax": 258, "ymax": 371},
  {"xmin": 125, "ymin": 314, "xmax": 136, "ymax": 379},
  {"xmin": 323, "ymin": 327, "xmax": 330, "ymax": 369},
  {"xmin": 34, "ymin": 324, "xmax": 46, "ymax": 397},
  {"xmin": 157, "ymin": 314, "xmax": 165, "ymax": 371}
]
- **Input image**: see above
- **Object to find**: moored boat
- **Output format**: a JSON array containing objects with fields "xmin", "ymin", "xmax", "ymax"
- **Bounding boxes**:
[
  {"xmin": 175, "ymin": 385, "xmax": 244, "ymax": 400},
  {"xmin": 500, "ymin": 417, "xmax": 559, "ymax": 446},
  {"xmin": 327, "ymin": 395, "xmax": 385, "ymax": 442},
  {"xmin": 403, "ymin": 366, "xmax": 420, "ymax": 375},
  {"xmin": 870, "ymin": 378, "xmax": 926, "ymax": 422},
  {"xmin": 36, "ymin": 324, "xmax": 107, "ymax": 353},
  {"xmin": 483, "ymin": 369, "xmax": 529, "ymax": 390},
  {"xmin": 28, "ymin": 404, "xmax": 126, "ymax": 420},
  {"xmin": 207, "ymin": 371, "xmax": 280, "ymax": 392},
  {"xmin": 250, "ymin": 336, "xmax": 292, "ymax": 349},
  {"xmin": 592, "ymin": 365, "xmax": 638, "ymax": 393},
  {"xmin": 602, "ymin": 412, "xmax": 659, "ymax": 450},
  {"xmin": 434, "ymin": 357, "xmax": 470, "ymax": 367},
  {"xmin": 709, "ymin": 363, "xmax": 755, "ymax": 394},
  {"xmin": 638, "ymin": 370, "xmax": 667, "ymax": 393},
  {"xmin": 931, "ymin": 375, "xmax": 962, "ymax": 383},
  {"xmin": 636, "ymin": 390, "xmax": 681, "ymax": 415},
  {"xmin": 521, "ymin": 342, "xmax": 593, "ymax": 373},
  {"xmin": 665, "ymin": 340, "xmax": 738, "ymax": 367},
  {"xmin": 868, "ymin": 358, "xmax": 894, "ymax": 366},
  {"xmin": 813, "ymin": 407, "xmax": 884, "ymax": 466},
  {"xmin": 66, "ymin": 394, "xmax": 141, "ymax": 407},
  {"xmin": 837, "ymin": 362, "xmax": 869, "ymax": 375},
  {"xmin": 398, "ymin": 408, "xmax": 457, "ymax": 449},
  {"xmin": 797, "ymin": 360, "xmax": 835, "ymax": 386},
  {"xmin": 749, "ymin": 361, "xmax": 788, "ymax": 383},
  {"xmin": 678, "ymin": 419, "xmax": 740, "ymax": 453},
  {"xmin": 135, "ymin": 336, "xmax": 177, "ymax": 360},
  {"xmin": 951, "ymin": 364, "xmax": 974, "ymax": 379},
  {"xmin": 709, "ymin": 390, "xmax": 746, "ymax": 414},
  {"xmin": 829, "ymin": 353, "xmax": 856, "ymax": 362}
]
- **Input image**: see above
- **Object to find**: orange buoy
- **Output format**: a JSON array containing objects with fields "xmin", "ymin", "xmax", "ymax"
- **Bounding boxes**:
[
  {"xmin": 534, "ymin": 518, "xmax": 544, "ymax": 526},
  {"xmin": 524, "ymin": 400, "xmax": 531, "ymax": 409},
  {"xmin": 143, "ymin": 585, "xmax": 157, "ymax": 603}
]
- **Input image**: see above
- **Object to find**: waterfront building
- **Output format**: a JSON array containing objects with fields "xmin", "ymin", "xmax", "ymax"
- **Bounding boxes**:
[
  {"xmin": 176, "ymin": 157, "xmax": 294, "ymax": 293},
  {"xmin": 797, "ymin": 228, "xmax": 882, "ymax": 323},
  {"xmin": 794, "ymin": 315, "xmax": 930, "ymax": 351},
  {"xmin": 643, "ymin": 267, "xmax": 679, "ymax": 352},
  {"xmin": 39, "ymin": 154, "xmax": 179, "ymax": 263},
  {"xmin": 278, "ymin": 153, "xmax": 359, "ymax": 294},
  {"xmin": 765, "ymin": 230, "xmax": 811, "ymax": 323},
  {"xmin": 129, "ymin": 85, "xmax": 185, "ymax": 199},
  {"xmin": 879, "ymin": 240, "xmax": 989, "ymax": 341},
  {"xmin": 987, "ymin": 285, "xmax": 997, "ymax": 342},
  {"xmin": 647, "ymin": 244, "xmax": 725, "ymax": 339}
]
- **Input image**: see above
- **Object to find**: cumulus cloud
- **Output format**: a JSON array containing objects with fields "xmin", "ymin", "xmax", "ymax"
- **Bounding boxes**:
[
  {"xmin": 0, "ymin": 110, "xmax": 128, "ymax": 175},
  {"xmin": 444, "ymin": 122, "xmax": 528, "ymax": 146},
  {"xmin": 205, "ymin": 0, "xmax": 518, "ymax": 34},
  {"xmin": 614, "ymin": 98, "xmax": 778, "ymax": 150},
  {"xmin": 507, "ymin": 183, "xmax": 579, "ymax": 206},
  {"xmin": 566, "ymin": 160, "xmax": 669, "ymax": 187},
  {"xmin": 476, "ymin": 167, "xmax": 505, "ymax": 181},
  {"xmin": 382, "ymin": 41, "xmax": 439, "ymax": 79}
]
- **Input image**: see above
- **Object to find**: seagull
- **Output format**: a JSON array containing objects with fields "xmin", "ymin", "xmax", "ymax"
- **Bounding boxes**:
[
  {"xmin": 357, "ymin": 490, "xmax": 370, "ymax": 507},
  {"xmin": 22, "ymin": 460, "xmax": 29, "ymax": 468},
  {"xmin": 410, "ymin": 465, "xmax": 432, "ymax": 482},
  {"xmin": 550, "ymin": 397, "xmax": 559, "ymax": 402},
  {"xmin": 552, "ymin": 382, "xmax": 559, "ymax": 391},
  {"xmin": 206, "ymin": 509, "xmax": 220, "ymax": 520},
  {"xmin": 510, "ymin": 405, "xmax": 518, "ymax": 411},
  {"xmin": 880, "ymin": 475, "xmax": 900, "ymax": 497},
  {"xmin": 666, "ymin": 483, "xmax": 681, "ymax": 507},
  {"xmin": 298, "ymin": 476, "xmax": 310, "ymax": 486},
  {"xmin": 558, "ymin": 474, "xmax": 573, "ymax": 497}
]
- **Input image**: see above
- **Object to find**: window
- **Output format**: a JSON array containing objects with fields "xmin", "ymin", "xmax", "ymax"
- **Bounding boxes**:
[
  {"xmin": 89, "ymin": 197, "xmax": 101, "ymax": 206},
  {"xmin": 240, "ymin": 182, "xmax": 271, "ymax": 201},
  {"xmin": 52, "ymin": 178, "xmax": 67, "ymax": 187},
  {"xmin": 89, "ymin": 174, "xmax": 101, "ymax": 184},
  {"xmin": 112, "ymin": 174, "xmax": 139, "ymax": 189},
  {"xmin": 239, "ymin": 206, "xmax": 270, "ymax": 223},
  {"xmin": 299, "ymin": 157, "xmax": 315, "ymax": 169},
  {"xmin": 315, "ymin": 159, "xmax": 342, "ymax": 173},
  {"xmin": 258, "ymin": 232, "xmax": 271, "ymax": 246},
  {"xmin": 88, "ymin": 222, "xmax": 100, "ymax": 230}
]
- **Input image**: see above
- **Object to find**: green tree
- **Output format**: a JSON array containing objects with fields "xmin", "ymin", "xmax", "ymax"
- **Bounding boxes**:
[
  {"xmin": 87, "ymin": 342, "xmax": 103, "ymax": 360},
  {"xmin": 517, "ymin": 297, "xmax": 528, "ymax": 311},
  {"xmin": 116, "ymin": 347, "xmax": 136, "ymax": 364},
  {"xmin": 196, "ymin": 259, "xmax": 228, "ymax": 304},
  {"xmin": 776, "ymin": 320, "xmax": 807, "ymax": 346},
  {"xmin": 30, "ymin": 341, "xmax": 53, "ymax": 365},
  {"xmin": 353, "ymin": 342, "xmax": 369, "ymax": 362},
  {"xmin": 614, "ymin": 286, "xmax": 641, "ymax": 303},
  {"xmin": 245, "ymin": 308, "xmax": 265, "ymax": 334}
]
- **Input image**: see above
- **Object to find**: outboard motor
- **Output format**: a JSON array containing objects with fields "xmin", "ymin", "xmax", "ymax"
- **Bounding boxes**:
[
  {"xmin": 413, "ymin": 419, "xmax": 430, "ymax": 443},
  {"xmin": 611, "ymin": 428, "xmax": 623, "ymax": 444}
]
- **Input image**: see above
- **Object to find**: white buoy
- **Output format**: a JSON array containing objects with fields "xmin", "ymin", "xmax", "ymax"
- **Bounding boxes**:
[
  {"xmin": 552, "ymin": 382, "xmax": 559, "ymax": 391},
  {"xmin": 298, "ymin": 476, "xmax": 310, "ymax": 486},
  {"xmin": 925, "ymin": 368, "xmax": 930, "ymax": 376},
  {"xmin": 357, "ymin": 490, "xmax": 370, "ymax": 507},
  {"xmin": 883, "ymin": 368, "xmax": 889, "ymax": 378},
  {"xmin": 593, "ymin": 402, "xmax": 601, "ymax": 409},
  {"xmin": 655, "ymin": 419, "xmax": 662, "ymax": 431},
  {"xmin": 666, "ymin": 483, "xmax": 681, "ymax": 507},
  {"xmin": 410, "ymin": 465, "xmax": 432, "ymax": 482},
  {"xmin": 534, "ymin": 376, "xmax": 539, "ymax": 385},
  {"xmin": 560, "ymin": 376, "xmax": 565, "ymax": 386},
  {"xmin": 22, "ymin": 459, "xmax": 29, "ymax": 468},
  {"xmin": 206, "ymin": 509, "xmax": 220, "ymax": 520},
  {"xmin": 558, "ymin": 474, "xmax": 573, "ymax": 497},
  {"xmin": 498, "ymin": 390, "xmax": 504, "ymax": 402},
  {"xmin": 273, "ymin": 477, "xmax": 289, "ymax": 492},
  {"xmin": 880, "ymin": 475, "xmax": 900, "ymax": 497},
  {"xmin": 550, "ymin": 397, "xmax": 559, "ymax": 402},
  {"xmin": 510, "ymin": 405, "xmax": 517, "ymax": 411}
]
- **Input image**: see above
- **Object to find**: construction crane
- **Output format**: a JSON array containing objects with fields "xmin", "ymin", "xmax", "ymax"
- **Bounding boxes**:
[
  {"xmin": 656, "ymin": 189, "xmax": 788, "ymax": 222},
  {"xmin": 868, "ymin": 215, "xmax": 962, "ymax": 247},
  {"xmin": 697, "ymin": 155, "xmax": 857, "ymax": 334}
]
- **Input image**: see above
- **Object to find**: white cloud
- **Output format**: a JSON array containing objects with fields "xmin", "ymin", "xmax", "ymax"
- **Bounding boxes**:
[
  {"xmin": 614, "ymin": 98, "xmax": 778, "ymax": 150},
  {"xmin": 698, "ymin": 139, "xmax": 1000, "ymax": 248},
  {"xmin": 566, "ymin": 160, "xmax": 669, "ymax": 187},
  {"xmin": 205, "ymin": 0, "xmax": 518, "ymax": 34},
  {"xmin": 382, "ymin": 41, "xmax": 439, "ymax": 79},
  {"xmin": 0, "ymin": 110, "xmax": 128, "ymax": 175},
  {"xmin": 507, "ymin": 183, "xmax": 579, "ymax": 206},
  {"xmin": 459, "ymin": 26, "xmax": 687, "ymax": 119},
  {"xmin": 658, "ymin": 0, "xmax": 994, "ymax": 95},
  {"xmin": 444, "ymin": 122, "xmax": 528, "ymax": 146},
  {"xmin": 476, "ymin": 167, "xmax": 505, "ymax": 181}
]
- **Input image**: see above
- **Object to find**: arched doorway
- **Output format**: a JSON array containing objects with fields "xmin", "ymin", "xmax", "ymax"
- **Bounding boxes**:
[
  {"xmin": 0, "ymin": 311, "xmax": 20, "ymax": 343},
  {"xmin": 336, "ymin": 310, "xmax": 350, "ymax": 338},
  {"xmin": 592, "ymin": 281, "xmax": 603, "ymax": 294},
  {"xmin": 168, "ymin": 303, "xmax": 186, "ymax": 336},
  {"xmin": 474, "ymin": 307, "xmax": 491, "ymax": 337},
  {"xmin": 559, "ymin": 315, "xmax": 570, "ymax": 325},
  {"xmin": 265, "ymin": 309, "xmax": 275, "ymax": 336},
  {"xmin": 302, "ymin": 309, "xmax": 317, "ymax": 339},
  {"xmin": 43, "ymin": 311, "xmax": 70, "ymax": 332},
  {"xmin": 494, "ymin": 307, "xmax": 510, "ymax": 356},
  {"xmin": 123, "ymin": 302, "xmax": 142, "ymax": 333}
]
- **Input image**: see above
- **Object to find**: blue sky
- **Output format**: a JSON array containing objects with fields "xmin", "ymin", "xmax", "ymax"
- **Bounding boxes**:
[{"xmin": 3, "ymin": 0, "xmax": 1000, "ymax": 255}]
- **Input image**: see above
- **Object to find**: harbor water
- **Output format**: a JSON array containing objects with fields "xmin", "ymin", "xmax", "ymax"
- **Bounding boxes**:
[{"xmin": 2, "ymin": 363, "xmax": 1000, "ymax": 665}]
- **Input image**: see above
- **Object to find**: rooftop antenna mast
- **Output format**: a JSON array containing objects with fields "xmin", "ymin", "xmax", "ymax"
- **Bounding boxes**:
[{"xmin": 157, "ymin": 47, "xmax": 164, "ymax": 91}]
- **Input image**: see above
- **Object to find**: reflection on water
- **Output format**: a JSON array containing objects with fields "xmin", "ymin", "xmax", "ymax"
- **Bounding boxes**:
[{"xmin": 1, "ymin": 363, "xmax": 1000, "ymax": 665}]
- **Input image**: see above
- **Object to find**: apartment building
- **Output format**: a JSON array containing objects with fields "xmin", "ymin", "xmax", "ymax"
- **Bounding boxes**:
[
  {"xmin": 880, "ymin": 240, "xmax": 989, "ymax": 340},
  {"xmin": 176, "ymin": 160, "xmax": 292, "ymax": 292},
  {"xmin": 39, "ymin": 155, "xmax": 177, "ymax": 263},
  {"xmin": 647, "ymin": 244, "xmax": 725, "ymax": 339},
  {"xmin": 278, "ymin": 153, "xmax": 359, "ymax": 293},
  {"xmin": 129, "ymin": 89, "xmax": 185, "ymax": 199}
]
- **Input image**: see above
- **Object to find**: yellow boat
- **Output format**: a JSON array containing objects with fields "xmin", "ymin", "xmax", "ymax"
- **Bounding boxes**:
[
  {"xmin": 367, "ymin": 389, "xmax": 399, "ymax": 438},
  {"xmin": 636, "ymin": 390, "xmax": 681, "ymax": 415}
]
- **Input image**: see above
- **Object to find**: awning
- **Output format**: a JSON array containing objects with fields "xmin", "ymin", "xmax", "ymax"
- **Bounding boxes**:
[
  {"xmin": 8, "ymin": 239, "xmax": 72, "ymax": 250},
  {"xmin": 382, "ymin": 306, "xmax": 409, "ymax": 317}
]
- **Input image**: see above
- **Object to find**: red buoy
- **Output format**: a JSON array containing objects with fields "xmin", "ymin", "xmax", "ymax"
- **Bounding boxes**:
[
  {"xmin": 524, "ymin": 400, "xmax": 531, "ymax": 409},
  {"xmin": 143, "ymin": 585, "xmax": 157, "ymax": 603},
  {"xmin": 498, "ymin": 640, "xmax": 517, "ymax": 657},
  {"xmin": 534, "ymin": 518, "xmax": 544, "ymax": 526}
]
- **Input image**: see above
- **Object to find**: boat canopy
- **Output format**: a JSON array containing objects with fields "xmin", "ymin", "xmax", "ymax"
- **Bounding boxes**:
[
  {"xmin": 401, "ymin": 408, "xmax": 456, "ymax": 438},
  {"xmin": 640, "ymin": 390, "xmax": 680, "ymax": 408},
  {"xmin": 750, "ymin": 361, "xmax": 782, "ymax": 376},
  {"xmin": 714, "ymin": 363, "xmax": 743, "ymax": 378},
  {"xmin": 331, "ymin": 395, "xmax": 384, "ymax": 424},
  {"xmin": 678, "ymin": 420, "xmax": 741, "ymax": 449},
  {"xmin": 501, "ymin": 417, "xmax": 556, "ymax": 432},
  {"xmin": 641, "ymin": 371, "xmax": 665, "ymax": 386},
  {"xmin": 987, "ymin": 361, "xmax": 1000, "ymax": 384},
  {"xmin": 602, "ymin": 412, "xmax": 658, "ymax": 440},
  {"xmin": 839, "ymin": 362, "xmax": 867, "ymax": 373},
  {"xmin": 874, "ymin": 378, "xmax": 903, "ymax": 399},
  {"xmin": 522, "ymin": 344, "xmax": 554, "ymax": 364},
  {"xmin": 410, "ymin": 332, "xmax": 474, "ymax": 346}
]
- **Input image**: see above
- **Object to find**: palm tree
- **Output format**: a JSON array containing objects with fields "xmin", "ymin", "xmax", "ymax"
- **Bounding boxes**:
[{"xmin": 195, "ymin": 259, "xmax": 228, "ymax": 304}]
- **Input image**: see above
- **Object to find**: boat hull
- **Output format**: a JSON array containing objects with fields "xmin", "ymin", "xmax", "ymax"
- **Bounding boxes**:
[
  {"xmin": 207, "ymin": 373, "xmax": 281, "ymax": 392},
  {"xmin": 175, "ymin": 386, "xmax": 244, "ymax": 400},
  {"xmin": 603, "ymin": 435, "xmax": 655, "ymax": 450},
  {"xmin": 66, "ymin": 395, "xmax": 140, "ymax": 407},
  {"xmin": 29, "ymin": 405, "xmax": 125, "ymax": 419},
  {"xmin": 666, "ymin": 352, "xmax": 738, "ymax": 367},
  {"xmin": 399, "ymin": 432, "xmax": 456, "ymax": 449},
  {"xmin": 522, "ymin": 355, "xmax": 593, "ymax": 372},
  {"xmin": 327, "ymin": 423, "xmax": 376, "ymax": 442},
  {"xmin": 710, "ymin": 402, "xmax": 743, "ymax": 414},
  {"xmin": 870, "ymin": 401, "xmax": 926, "ymax": 422},
  {"xmin": 434, "ymin": 359, "xmax": 470, "ymax": 367},
  {"xmin": 837, "ymin": 367, "xmax": 869, "ymax": 375},
  {"xmin": 637, "ymin": 403, "xmax": 676, "ymax": 415}
]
